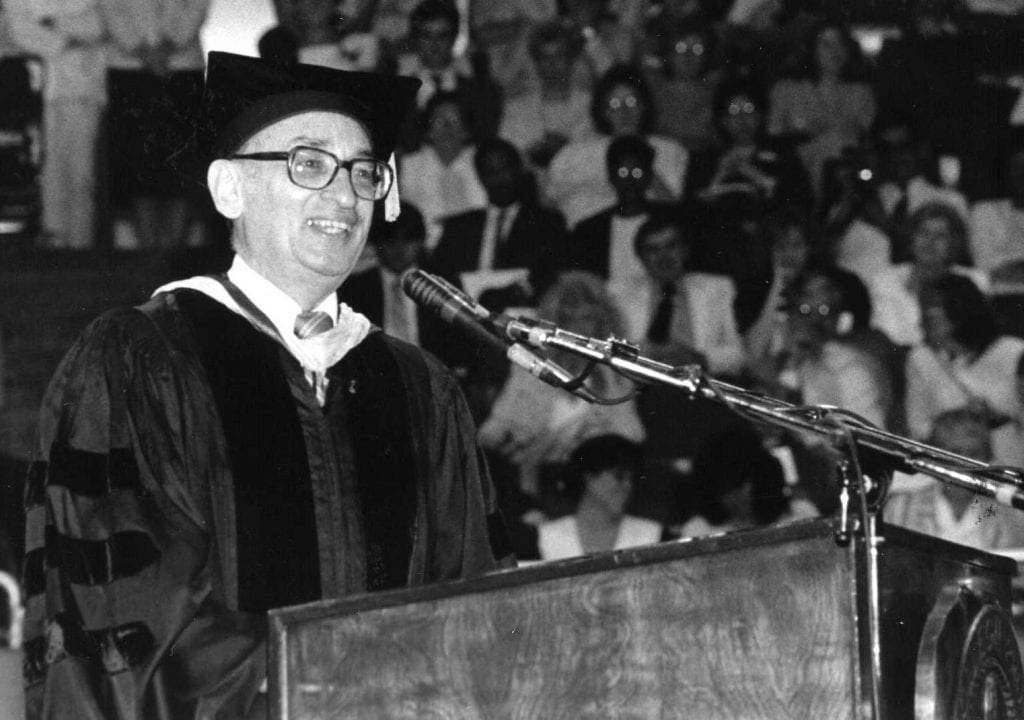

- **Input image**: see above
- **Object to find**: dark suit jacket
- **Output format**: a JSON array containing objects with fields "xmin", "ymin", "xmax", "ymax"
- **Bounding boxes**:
[
  {"xmin": 567, "ymin": 203, "xmax": 678, "ymax": 279},
  {"xmin": 340, "ymin": 266, "xmax": 508, "ymax": 391},
  {"xmin": 338, "ymin": 267, "xmax": 454, "ymax": 363},
  {"xmin": 428, "ymin": 202, "xmax": 568, "ymax": 306}
]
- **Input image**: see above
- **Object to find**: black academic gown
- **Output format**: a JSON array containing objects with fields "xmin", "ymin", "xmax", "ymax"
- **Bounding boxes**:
[{"xmin": 22, "ymin": 289, "xmax": 511, "ymax": 720}]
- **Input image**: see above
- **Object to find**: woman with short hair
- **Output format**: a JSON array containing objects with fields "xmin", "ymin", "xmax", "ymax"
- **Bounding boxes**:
[
  {"xmin": 545, "ymin": 65, "xmax": 689, "ymax": 228},
  {"xmin": 478, "ymin": 271, "xmax": 645, "ymax": 499},
  {"xmin": 535, "ymin": 434, "xmax": 667, "ymax": 560},
  {"xmin": 867, "ymin": 201, "xmax": 989, "ymax": 347},
  {"xmin": 905, "ymin": 273, "xmax": 1024, "ymax": 467}
]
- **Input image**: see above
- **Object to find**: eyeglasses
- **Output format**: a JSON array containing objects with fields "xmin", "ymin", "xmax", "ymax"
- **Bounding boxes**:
[
  {"xmin": 229, "ymin": 146, "xmax": 393, "ymax": 200},
  {"xmin": 726, "ymin": 100, "xmax": 758, "ymax": 116},
  {"xmin": 674, "ymin": 40, "xmax": 705, "ymax": 56},
  {"xmin": 615, "ymin": 166, "xmax": 646, "ymax": 180},
  {"xmin": 795, "ymin": 302, "xmax": 834, "ymax": 317},
  {"xmin": 608, "ymin": 95, "xmax": 639, "ymax": 110}
]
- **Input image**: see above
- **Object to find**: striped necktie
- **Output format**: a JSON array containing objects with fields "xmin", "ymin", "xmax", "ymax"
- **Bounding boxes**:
[
  {"xmin": 479, "ymin": 206, "xmax": 507, "ymax": 270},
  {"xmin": 294, "ymin": 310, "xmax": 334, "ymax": 339}
]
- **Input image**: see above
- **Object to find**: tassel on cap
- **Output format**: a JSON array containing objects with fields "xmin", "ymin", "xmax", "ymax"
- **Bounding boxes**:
[{"xmin": 385, "ymin": 152, "xmax": 401, "ymax": 222}]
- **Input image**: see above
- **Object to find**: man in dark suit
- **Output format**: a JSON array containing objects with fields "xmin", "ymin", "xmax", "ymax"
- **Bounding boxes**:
[
  {"xmin": 429, "ymin": 138, "xmax": 567, "ymax": 310},
  {"xmin": 397, "ymin": 0, "xmax": 503, "ymax": 148},
  {"xmin": 339, "ymin": 202, "xmax": 451, "ymax": 358},
  {"xmin": 341, "ymin": 201, "xmax": 499, "ymax": 399},
  {"xmin": 568, "ymin": 135, "xmax": 676, "ymax": 283}
]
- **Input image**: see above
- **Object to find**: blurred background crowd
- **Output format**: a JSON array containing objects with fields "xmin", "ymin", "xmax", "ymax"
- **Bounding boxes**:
[{"xmin": 2, "ymin": 0, "xmax": 1024, "ymax": 570}]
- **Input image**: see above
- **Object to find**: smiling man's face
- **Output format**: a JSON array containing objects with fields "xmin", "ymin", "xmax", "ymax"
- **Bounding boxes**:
[{"xmin": 229, "ymin": 111, "xmax": 376, "ymax": 305}]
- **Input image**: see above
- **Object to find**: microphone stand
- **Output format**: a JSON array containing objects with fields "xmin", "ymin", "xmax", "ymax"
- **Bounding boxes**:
[
  {"xmin": 506, "ymin": 320, "xmax": 1024, "ymax": 720},
  {"xmin": 505, "ymin": 319, "xmax": 1024, "ymax": 514}
]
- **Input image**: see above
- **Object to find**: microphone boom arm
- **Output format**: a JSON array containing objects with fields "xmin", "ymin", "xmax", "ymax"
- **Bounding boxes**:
[{"xmin": 505, "ymin": 319, "xmax": 1024, "ymax": 512}]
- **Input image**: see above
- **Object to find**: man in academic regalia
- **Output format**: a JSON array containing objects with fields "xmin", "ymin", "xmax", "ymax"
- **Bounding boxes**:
[{"xmin": 21, "ymin": 51, "xmax": 513, "ymax": 720}]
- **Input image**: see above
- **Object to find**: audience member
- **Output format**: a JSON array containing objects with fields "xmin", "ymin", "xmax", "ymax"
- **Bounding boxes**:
[
  {"xmin": 688, "ymin": 77, "xmax": 812, "ymax": 209},
  {"xmin": 478, "ymin": 271, "xmax": 645, "ymax": 499},
  {"xmin": 499, "ymin": 21, "xmax": 592, "ymax": 171},
  {"xmin": 567, "ymin": 135, "xmax": 675, "ymax": 287},
  {"xmin": 6, "ymin": 0, "xmax": 105, "ymax": 249},
  {"xmin": 396, "ymin": 0, "xmax": 503, "ymax": 147},
  {"xmin": 777, "ymin": 264, "xmax": 894, "ymax": 429},
  {"xmin": 884, "ymin": 408, "xmax": 1024, "ymax": 550},
  {"xmin": 642, "ymin": 17, "xmax": 723, "ymax": 152},
  {"xmin": 102, "ymin": 0, "xmax": 210, "ymax": 248},
  {"xmin": 739, "ymin": 206, "xmax": 813, "ymax": 366},
  {"xmin": 343, "ymin": 202, "xmax": 495, "ymax": 402},
  {"xmin": 905, "ymin": 273, "xmax": 1024, "ymax": 467},
  {"xmin": 637, "ymin": 0, "xmax": 721, "ymax": 66},
  {"xmin": 547, "ymin": 64, "xmax": 688, "ymax": 228},
  {"xmin": 339, "ymin": 202, "xmax": 436, "ymax": 348},
  {"xmin": 677, "ymin": 426, "xmax": 815, "ymax": 538},
  {"xmin": 429, "ymin": 138, "xmax": 567, "ymax": 308},
  {"xmin": 399, "ymin": 92, "xmax": 487, "ymax": 249},
  {"xmin": 295, "ymin": 5, "xmax": 383, "ymax": 72},
  {"xmin": 745, "ymin": 264, "xmax": 898, "ymax": 515},
  {"xmin": 532, "ymin": 434, "xmax": 668, "ymax": 560},
  {"xmin": 257, "ymin": 25, "xmax": 299, "ymax": 67},
  {"xmin": 767, "ymin": 20, "xmax": 876, "ymax": 193},
  {"xmin": 969, "ymin": 134, "xmax": 1024, "ymax": 279},
  {"xmin": 868, "ymin": 202, "xmax": 988, "ymax": 348},
  {"xmin": 684, "ymin": 77, "xmax": 812, "ymax": 276},
  {"xmin": 873, "ymin": 118, "xmax": 970, "ymax": 262},
  {"xmin": 561, "ymin": 0, "xmax": 636, "ymax": 89},
  {"xmin": 632, "ymin": 371, "xmax": 755, "ymax": 527},
  {"xmin": 722, "ymin": 0, "xmax": 823, "ymax": 85},
  {"xmin": 820, "ymin": 149, "xmax": 893, "ymax": 283},
  {"xmin": 614, "ymin": 211, "xmax": 745, "ymax": 377},
  {"xmin": 873, "ymin": 1, "xmax": 976, "ymax": 190},
  {"xmin": 470, "ymin": 0, "xmax": 558, "ymax": 98}
]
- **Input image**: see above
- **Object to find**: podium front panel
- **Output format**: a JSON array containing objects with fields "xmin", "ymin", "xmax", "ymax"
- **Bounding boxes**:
[{"xmin": 270, "ymin": 521, "xmax": 858, "ymax": 719}]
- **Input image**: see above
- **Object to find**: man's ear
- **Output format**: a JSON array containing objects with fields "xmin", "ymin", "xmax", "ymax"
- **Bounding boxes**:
[{"xmin": 207, "ymin": 159, "xmax": 244, "ymax": 219}]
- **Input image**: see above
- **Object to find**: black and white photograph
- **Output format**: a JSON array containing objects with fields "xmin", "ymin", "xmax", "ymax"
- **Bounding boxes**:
[{"xmin": 2, "ymin": 0, "xmax": 1024, "ymax": 717}]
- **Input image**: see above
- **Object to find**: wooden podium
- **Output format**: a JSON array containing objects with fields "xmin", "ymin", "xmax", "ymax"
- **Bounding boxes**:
[{"xmin": 268, "ymin": 518, "xmax": 1024, "ymax": 719}]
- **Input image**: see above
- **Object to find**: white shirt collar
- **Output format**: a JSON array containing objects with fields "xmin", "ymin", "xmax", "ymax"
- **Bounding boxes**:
[
  {"xmin": 153, "ymin": 255, "xmax": 370, "ymax": 394},
  {"xmin": 227, "ymin": 254, "xmax": 339, "ymax": 339}
]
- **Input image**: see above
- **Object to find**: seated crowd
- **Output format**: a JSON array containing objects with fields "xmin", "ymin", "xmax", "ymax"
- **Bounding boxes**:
[{"xmin": 8, "ymin": 0, "xmax": 1024, "ymax": 561}]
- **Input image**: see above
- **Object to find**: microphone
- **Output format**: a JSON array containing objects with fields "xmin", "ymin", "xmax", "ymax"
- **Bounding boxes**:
[
  {"xmin": 492, "ymin": 314, "xmax": 554, "ymax": 347},
  {"xmin": 402, "ymin": 270, "xmax": 596, "ymax": 402},
  {"xmin": 401, "ymin": 269, "xmax": 506, "ymax": 354},
  {"xmin": 505, "ymin": 344, "xmax": 597, "ymax": 403}
]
